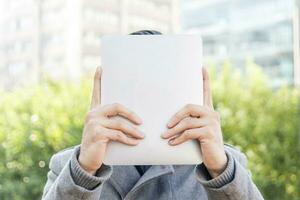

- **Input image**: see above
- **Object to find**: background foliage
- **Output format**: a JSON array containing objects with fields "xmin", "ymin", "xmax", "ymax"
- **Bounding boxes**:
[{"xmin": 0, "ymin": 63, "xmax": 299, "ymax": 199}]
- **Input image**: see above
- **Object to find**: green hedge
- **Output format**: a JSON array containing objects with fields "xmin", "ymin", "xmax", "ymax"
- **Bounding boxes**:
[
  {"xmin": 0, "ymin": 64, "xmax": 299, "ymax": 199},
  {"xmin": 0, "ymin": 80, "xmax": 90, "ymax": 199}
]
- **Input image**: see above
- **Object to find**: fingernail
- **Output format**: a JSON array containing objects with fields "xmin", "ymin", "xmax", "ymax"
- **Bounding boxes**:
[
  {"xmin": 138, "ymin": 119, "xmax": 143, "ymax": 124},
  {"xmin": 136, "ymin": 117, "xmax": 143, "ymax": 124},
  {"xmin": 168, "ymin": 118, "xmax": 176, "ymax": 127},
  {"xmin": 161, "ymin": 131, "xmax": 169, "ymax": 138},
  {"xmin": 139, "ymin": 130, "xmax": 145, "ymax": 137},
  {"xmin": 95, "ymin": 67, "xmax": 102, "ymax": 78},
  {"xmin": 97, "ymin": 66, "xmax": 103, "ymax": 73},
  {"xmin": 169, "ymin": 139, "xmax": 175, "ymax": 145}
]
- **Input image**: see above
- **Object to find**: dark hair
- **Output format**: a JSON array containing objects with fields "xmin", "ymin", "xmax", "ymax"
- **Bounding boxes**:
[{"xmin": 129, "ymin": 30, "xmax": 162, "ymax": 35}]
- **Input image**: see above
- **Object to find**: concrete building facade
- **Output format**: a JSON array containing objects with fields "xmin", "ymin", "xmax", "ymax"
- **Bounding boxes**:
[
  {"xmin": 0, "ymin": 0, "xmax": 180, "ymax": 89},
  {"xmin": 294, "ymin": 0, "xmax": 300, "ymax": 86},
  {"xmin": 182, "ymin": 0, "xmax": 298, "ymax": 87}
]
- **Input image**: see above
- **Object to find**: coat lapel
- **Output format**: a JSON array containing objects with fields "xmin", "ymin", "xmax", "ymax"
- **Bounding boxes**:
[
  {"xmin": 109, "ymin": 165, "xmax": 175, "ymax": 199},
  {"xmin": 109, "ymin": 165, "xmax": 141, "ymax": 198}
]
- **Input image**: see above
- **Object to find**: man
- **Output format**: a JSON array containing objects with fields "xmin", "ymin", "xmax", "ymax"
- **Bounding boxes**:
[{"xmin": 42, "ymin": 30, "xmax": 264, "ymax": 200}]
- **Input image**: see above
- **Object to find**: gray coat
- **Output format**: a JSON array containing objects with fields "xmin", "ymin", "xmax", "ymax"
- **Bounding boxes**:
[{"xmin": 42, "ymin": 145, "xmax": 264, "ymax": 200}]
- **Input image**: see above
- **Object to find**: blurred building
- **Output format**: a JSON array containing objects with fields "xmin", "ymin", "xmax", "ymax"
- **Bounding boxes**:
[
  {"xmin": 294, "ymin": 0, "xmax": 300, "ymax": 86},
  {"xmin": 0, "ymin": 0, "xmax": 180, "ymax": 89},
  {"xmin": 182, "ymin": 0, "xmax": 298, "ymax": 87}
]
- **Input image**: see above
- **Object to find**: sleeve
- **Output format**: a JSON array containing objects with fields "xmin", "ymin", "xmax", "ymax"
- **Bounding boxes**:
[
  {"xmin": 41, "ymin": 146, "xmax": 113, "ymax": 200},
  {"xmin": 194, "ymin": 148, "xmax": 264, "ymax": 200}
]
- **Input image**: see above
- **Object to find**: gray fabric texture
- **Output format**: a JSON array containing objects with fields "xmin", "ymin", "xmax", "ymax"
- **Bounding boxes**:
[{"xmin": 42, "ymin": 145, "xmax": 264, "ymax": 200}]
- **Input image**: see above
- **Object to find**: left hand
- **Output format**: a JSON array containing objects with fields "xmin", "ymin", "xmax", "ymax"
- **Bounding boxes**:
[{"xmin": 161, "ymin": 67, "xmax": 227, "ymax": 178}]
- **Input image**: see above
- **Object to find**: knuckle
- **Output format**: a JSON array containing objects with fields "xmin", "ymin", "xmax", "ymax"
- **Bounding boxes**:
[
  {"xmin": 119, "ymin": 123, "xmax": 127, "ymax": 130},
  {"xmin": 213, "ymin": 118, "xmax": 220, "ymax": 126},
  {"xmin": 205, "ymin": 126, "xmax": 214, "ymax": 135},
  {"xmin": 92, "ymin": 125, "xmax": 100, "ymax": 133},
  {"xmin": 114, "ymin": 130, "xmax": 122, "ymax": 139},
  {"xmin": 85, "ymin": 111, "xmax": 94, "ymax": 123},
  {"xmin": 87, "ymin": 126, "xmax": 107, "ymax": 142},
  {"xmin": 213, "ymin": 111, "xmax": 221, "ymax": 120},
  {"xmin": 112, "ymin": 103, "xmax": 122, "ymax": 110},
  {"xmin": 92, "ymin": 130, "xmax": 104, "ymax": 141},
  {"xmin": 185, "ymin": 103, "xmax": 194, "ymax": 110},
  {"xmin": 183, "ymin": 130, "xmax": 190, "ymax": 137},
  {"xmin": 114, "ymin": 120, "xmax": 122, "ymax": 128},
  {"xmin": 110, "ymin": 131, "xmax": 118, "ymax": 140},
  {"xmin": 86, "ymin": 119, "xmax": 97, "ymax": 128},
  {"xmin": 210, "ymin": 120, "xmax": 217, "ymax": 127},
  {"xmin": 201, "ymin": 106, "xmax": 209, "ymax": 113},
  {"xmin": 123, "ymin": 137, "xmax": 131, "ymax": 144},
  {"xmin": 182, "ymin": 131, "xmax": 189, "ymax": 139},
  {"xmin": 184, "ymin": 118, "xmax": 193, "ymax": 127},
  {"xmin": 210, "ymin": 112, "xmax": 221, "ymax": 125},
  {"xmin": 115, "ymin": 131, "xmax": 123, "ymax": 140},
  {"xmin": 116, "ymin": 121, "xmax": 127, "ymax": 131}
]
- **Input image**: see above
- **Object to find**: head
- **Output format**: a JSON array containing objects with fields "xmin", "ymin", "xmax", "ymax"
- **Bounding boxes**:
[{"xmin": 129, "ymin": 30, "xmax": 162, "ymax": 35}]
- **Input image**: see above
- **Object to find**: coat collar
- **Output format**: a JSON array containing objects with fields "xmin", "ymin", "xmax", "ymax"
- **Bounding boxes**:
[{"xmin": 109, "ymin": 165, "xmax": 175, "ymax": 199}]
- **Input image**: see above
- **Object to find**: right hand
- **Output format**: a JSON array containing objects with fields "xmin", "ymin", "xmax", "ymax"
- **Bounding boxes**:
[{"xmin": 78, "ymin": 67, "xmax": 144, "ymax": 175}]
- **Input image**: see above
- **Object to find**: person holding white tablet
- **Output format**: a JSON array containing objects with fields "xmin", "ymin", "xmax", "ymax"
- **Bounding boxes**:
[{"xmin": 42, "ymin": 30, "xmax": 264, "ymax": 200}]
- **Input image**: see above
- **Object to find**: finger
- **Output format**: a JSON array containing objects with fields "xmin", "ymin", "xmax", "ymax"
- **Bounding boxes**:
[
  {"xmin": 101, "ymin": 118, "xmax": 144, "ymax": 139},
  {"xmin": 103, "ymin": 128, "xmax": 140, "ymax": 146},
  {"xmin": 168, "ymin": 127, "xmax": 207, "ymax": 146},
  {"xmin": 90, "ymin": 67, "xmax": 102, "ymax": 109},
  {"xmin": 102, "ymin": 103, "xmax": 142, "ymax": 125},
  {"xmin": 167, "ymin": 104, "xmax": 209, "ymax": 128},
  {"xmin": 202, "ymin": 67, "xmax": 214, "ymax": 109},
  {"xmin": 162, "ymin": 117, "xmax": 208, "ymax": 139}
]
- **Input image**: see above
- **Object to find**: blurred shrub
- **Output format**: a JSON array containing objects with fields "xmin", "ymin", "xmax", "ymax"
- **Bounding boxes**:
[
  {"xmin": 211, "ymin": 61, "xmax": 300, "ymax": 199},
  {"xmin": 0, "ymin": 80, "xmax": 91, "ymax": 199},
  {"xmin": 0, "ymin": 63, "xmax": 299, "ymax": 199}
]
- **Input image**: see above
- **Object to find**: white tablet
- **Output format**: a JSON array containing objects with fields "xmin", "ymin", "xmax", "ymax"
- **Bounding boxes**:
[{"xmin": 101, "ymin": 35, "xmax": 203, "ymax": 165}]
